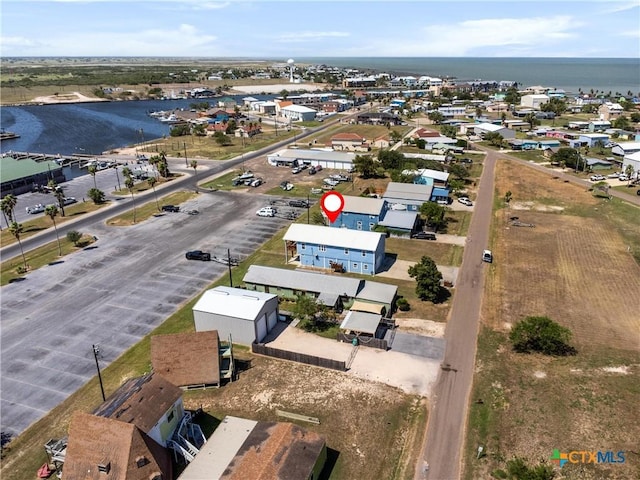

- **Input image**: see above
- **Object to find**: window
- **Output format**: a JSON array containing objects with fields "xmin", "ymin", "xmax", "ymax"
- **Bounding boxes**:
[
  {"xmin": 363, "ymin": 264, "xmax": 369, "ymax": 271},
  {"xmin": 344, "ymin": 248, "xmax": 349, "ymax": 255},
  {"xmin": 353, "ymin": 263, "xmax": 358, "ymax": 270},
  {"xmin": 167, "ymin": 410, "xmax": 174, "ymax": 423},
  {"xmin": 301, "ymin": 243, "xmax": 306, "ymax": 250},
  {"xmin": 136, "ymin": 457, "xmax": 149, "ymax": 468},
  {"xmin": 319, "ymin": 245, "xmax": 326, "ymax": 252},
  {"xmin": 356, "ymin": 221, "xmax": 362, "ymax": 230},
  {"xmin": 361, "ymin": 251, "xmax": 367, "ymax": 257},
  {"xmin": 369, "ymin": 223, "xmax": 375, "ymax": 230}
]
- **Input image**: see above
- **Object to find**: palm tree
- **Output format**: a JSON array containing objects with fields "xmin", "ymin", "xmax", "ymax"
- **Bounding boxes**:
[
  {"xmin": 125, "ymin": 176, "xmax": 137, "ymax": 223},
  {"xmin": 48, "ymin": 180, "xmax": 66, "ymax": 216},
  {"xmin": 9, "ymin": 222, "xmax": 27, "ymax": 270},
  {"xmin": 148, "ymin": 176, "xmax": 160, "ymax": 211},
  {"xmin": 2, "ymin": 193, "xmax": 18, "ymax": 225},
  {"xmin": 190, "ymin": 159, "xmax": 198, "ymax": 176},
  {"xmin": 87, "ymin": 164, "xmax": 98, "ymax": 189},
  {"xmin": 45, "ymin": 205, "xmax": 62, "ymax": 256}
]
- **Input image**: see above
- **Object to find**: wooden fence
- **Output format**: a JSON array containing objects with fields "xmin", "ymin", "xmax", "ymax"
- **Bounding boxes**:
[{"xmin": 251, "ymin": 343, "xmax": 347, "ymax": 371}]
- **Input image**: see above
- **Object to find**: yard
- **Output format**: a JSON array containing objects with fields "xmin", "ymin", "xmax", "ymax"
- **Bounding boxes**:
[{"xmin": 463, "ymin": 158, "xmax": 640, "ymax": 479}]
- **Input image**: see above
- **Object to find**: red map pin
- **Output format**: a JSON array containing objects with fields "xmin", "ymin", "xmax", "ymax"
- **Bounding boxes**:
[{"xmin": 320, "ymin": 191, "xmax": 345, "ymax": 224}]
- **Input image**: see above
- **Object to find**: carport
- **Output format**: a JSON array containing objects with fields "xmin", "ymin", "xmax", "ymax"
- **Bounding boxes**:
[{"xmin": 340, "ymin": 310, "xmax": 382, "ymax": 337}]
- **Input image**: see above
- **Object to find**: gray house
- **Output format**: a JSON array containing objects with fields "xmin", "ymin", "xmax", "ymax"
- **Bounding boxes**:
[{"xmin": 193, "ymin": 286, "xmax": 279, "ymax": 345}]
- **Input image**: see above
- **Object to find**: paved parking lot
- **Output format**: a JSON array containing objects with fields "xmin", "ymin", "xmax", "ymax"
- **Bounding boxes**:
[{"xmin": 0, "ymin": 189, "xmax": 304, "ymax": 437}]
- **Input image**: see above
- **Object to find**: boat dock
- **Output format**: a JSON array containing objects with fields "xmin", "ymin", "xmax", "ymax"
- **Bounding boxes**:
[
  {"xmin": 0, "ymin": 129, "xmax": 21, "ymax": 141},
  {"xmin": 1, "ymin": 151, "xmax": 103, "ymax": 169}
]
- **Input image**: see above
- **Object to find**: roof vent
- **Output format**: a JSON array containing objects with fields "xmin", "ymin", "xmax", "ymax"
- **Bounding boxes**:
[{"xmin": 98, "ymin": 461, "xmax": 111, "ymax": 474}]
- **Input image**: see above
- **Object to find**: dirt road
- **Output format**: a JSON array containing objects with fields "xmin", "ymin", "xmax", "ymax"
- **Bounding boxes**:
[{"xmin": 418, "ymin": 150, "xmax": 497, "ymax": 479}]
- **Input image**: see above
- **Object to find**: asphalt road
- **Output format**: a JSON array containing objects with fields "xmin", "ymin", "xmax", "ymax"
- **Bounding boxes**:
[{"xmin": 418, "ymin": 150, "xmax": 497, "ymax": 480}]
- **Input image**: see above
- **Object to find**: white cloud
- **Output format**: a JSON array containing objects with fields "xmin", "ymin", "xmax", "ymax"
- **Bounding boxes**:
[
  {"xmin": 619, "ymin": 29, "xmax": 640, "ymax": 38},
  {"xmin": 599, "ymin": 1, "xmax": 640, "ymax": 14}
]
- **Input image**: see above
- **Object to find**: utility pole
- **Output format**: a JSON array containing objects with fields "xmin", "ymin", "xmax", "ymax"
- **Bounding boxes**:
[
  {"xmin": 184, "ymin": 142, "xmax": 188, "ymax": 167},
  {"xmin": 227, "ymin": 249, "xmax": 233, "ymax": 288},
  {"xmin": 92, "ymin": 344, "xmax": 106, "ymax": 402},
  {"xmin": 307, "ymin": 193, "xmax": 310, "ymax": 224}
]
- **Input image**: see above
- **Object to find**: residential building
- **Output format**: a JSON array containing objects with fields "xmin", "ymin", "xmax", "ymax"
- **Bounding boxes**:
[
  {"xmin": 472, "ymin": 123, "xmax": 516, "ymax": 140},
  {"xmin": 520, "ymin": 94, "xmax": 550, "ymax": 109},
  {"xmin": 383, "ymin": 181, "xmax": 433, "ymax": 211},
  {"xmin": 377, "ymin": 209, "xmax": 419, "ymax": 235},
  {"xmin": 330, "ymin": 133, "xmax": 369, "ymax": 152},
  {"xmin": 192, "ymin": 286, "xmax": 280, "ymax": 345},
  {"xmin": 598, "ymin": 102, "xmax": 625, "ymax": 121},
  {"xmin": 612, "ymin": 142, "xmax": 640, "ymax": 157},
  {"xmin": 280, "ymin": 104, "xmax": 317, "ymax": 122},
  {"xmin": 588, "ymin": 120, "xmax": 612, "ymax": 132},
  {"xmin": 356, "ymin": 112, "xmax": 402, "ymax": 126},
  {"xmin": 331, "ymin": 195, "xmax": 386, "ymax": 231},
  {"xmin": 283, "ymin": 224, "xmax": 386, "ymax": 275},
  {"xmin": 178, "ymin": 416, "xmax": 327, "ymax": 480},
  {"xmin": 414, "ymin": 168, "xmax": 450, "ymax": 187},
  {"xmin": 151, "ymin": 331, "xmax": 234, "ymax": 389},
  {"xmin": 578, "ymin": 133, "xmax": 610, "ymax": 147},
  {"xmin": 243, "ymin": 265, "xmax": 397, "ymax": 314},
  {"xmin": 622, "ymin": 151, "xmax": 640, "ymax": 179}
]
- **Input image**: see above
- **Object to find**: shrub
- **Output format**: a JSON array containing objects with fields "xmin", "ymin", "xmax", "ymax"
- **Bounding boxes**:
[
  {"xmin": 397, "ymin": 298, "xmax": 410, "ymax": 311},
  {"xmin": 66, "ymin": 230, "xmax": 82, "ymax": 246},
  {"xmin": 509, "ymin": 316, "xmax": 576, "ymax": 356}
]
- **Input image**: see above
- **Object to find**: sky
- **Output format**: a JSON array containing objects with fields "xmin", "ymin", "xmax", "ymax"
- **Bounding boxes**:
[{"xmin": 1, "ymin": 0, "xmax": 639, "ymax": 58}]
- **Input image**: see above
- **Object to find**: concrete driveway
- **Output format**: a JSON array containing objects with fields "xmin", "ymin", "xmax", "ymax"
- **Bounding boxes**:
[{"xmin": 0, "ymin": 189, "xmax": 304, "ymax": 437}]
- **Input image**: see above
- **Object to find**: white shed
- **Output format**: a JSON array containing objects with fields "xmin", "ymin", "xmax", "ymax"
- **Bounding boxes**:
[{"xmin": 193, "ymin": 286, "xmax": 279, "ymax": 345}]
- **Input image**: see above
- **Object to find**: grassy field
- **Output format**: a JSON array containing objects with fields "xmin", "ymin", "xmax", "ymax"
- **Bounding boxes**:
[
  {"xmin": 106, "ymin": 190, "xmax": 199, "ymax": 226},
  {"xmin": 463, "ymin": 158, "xmax": 640, "ymax": 479}
]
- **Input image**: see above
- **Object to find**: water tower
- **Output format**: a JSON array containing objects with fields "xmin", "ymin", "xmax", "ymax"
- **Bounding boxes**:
[{"xmin": 287, "ymin": 58, "xmax": 295, "ymax": 83}]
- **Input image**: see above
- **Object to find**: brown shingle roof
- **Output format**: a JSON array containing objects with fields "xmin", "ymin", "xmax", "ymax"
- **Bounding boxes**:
[
  {"xmin": 63, "ymin": 412, "xmax": 172, "ymax": 480},
  {"xmin": 414, "ymin": 128, "xmax": 441, "ymax": 138},
  {"xmin": 93, "ymin": 372, "xmax": 182, "ymax": 433},
  {"xmin": 331, "ymin": 133, "xmax": 365, "ymax": 142},
  {"xmin": 221, "ymin": 422, "xmax": 326, "ymax": 480},
  {"xmin": 151, "ymin": 331, "xmax": 220, "ymax": 387}
]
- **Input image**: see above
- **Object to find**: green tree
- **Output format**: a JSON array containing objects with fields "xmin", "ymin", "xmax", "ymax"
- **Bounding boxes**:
[
  {"xmin": 87, "ymin": 164, "xmax": 98, "ymax": 189},
  {"xmin": 448, "ymin": 164, "xmax": 469, "ymax": 181},
  {"xmin": 87, "ymin": 187, "xmax": 106, "ymax": 204},
  {"xmin": 613, "ymin": 116, "xmax": 630, "ymax": 130},
  {"xmin": 44, "ymin": 204, "xmax": 62, "ymax": 256},
  {"xmin": 503, "ymin": 86, "xmax": 520, "ymax": 105},
  {"xmin": 291, "ymin": 294, "xmax": 319, "ymax": 330},
  {"xmin": 49, "ymin": 181, "xmax": 67, "ymax": 217},
  {"xmin": 427, "ymin": 111, "xmax": 445, "ymax": 124},
  {"xmin": 524, "ymin": 112, "xmax": 540, "ymax": 130},
  {"xmin": 509, "ymin": 316, "xmax": 576, "ymax": 356},
  {"xmin": 1, "ymin": 194, "xmax": 18, "ymax": 225},
  {"xmin": 9, "ymin": 222, "xmax": 28, "ymax": 270},
  {"xmin": 408, "ymin": 256, "xmax": 444, "ymax": 302},
  {"xmin": 541, "ymin": 97, "xmax": 567, "ymax": 116},
  {"xmin": 551, "ymin": 147, "xmax": 581, "ymax": 169},
  {"xmin": 484, "ymin": 131, "xmax": 504, "ymax": 147},
  {"xmin": 389, "ymin": 130, "xmax": 403, "ymax": 143},
  {"xmin": 378, "ymin": 149, "xmax": 405, "ymax": 170},
  {"xmin": 624, "ymin": 164, "xmax": 635, "ymax": 184},
  {"xmin": 498, "ymin": 457, "xmax": 555, "ymax": 480},
  {"xmin": 353, "ymin": 154, "xmax": 378, "ymax": 178},
  {"xmin": 441, "ymin": 125, "xmax": 457, "ymax": 139},
  {"xmin": 125, "ymin": 176, "xmax": 137, "ymax": 223},
  {"xmin": 147, "ymin": 176, "xmax": 160, "ymax": 211},
  {"xmin": 504, "ymin": 190, "xmax": 513, "ymax": 204},
  {"xmin": 419, "ymin": 202, "xmax": 447, "ymax": 231},
  {"xmin": 447, "ymin": 178, "xmax": 465, "ymax": 195},
  {"xmin": 66, "ymin": 230, "xmax": 82, "ymax": 246},
  {"xmin": 190, "ymin": 159, "xmax": 198, "ymax": 176}
]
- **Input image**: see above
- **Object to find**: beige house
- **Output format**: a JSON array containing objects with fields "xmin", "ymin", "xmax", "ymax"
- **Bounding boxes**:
[
  {"xmin": 598, "ymin": 102, "xmax": 625, "ymax": 121},
  {"xmin": 330, "ymin": 132, "xmax": 370, "ymax": 151}
]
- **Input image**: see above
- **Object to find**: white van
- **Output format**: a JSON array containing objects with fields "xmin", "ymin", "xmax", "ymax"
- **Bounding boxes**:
[{"xmin": 482, "ymin": 250, "xmax": 493, "ymax": 263}]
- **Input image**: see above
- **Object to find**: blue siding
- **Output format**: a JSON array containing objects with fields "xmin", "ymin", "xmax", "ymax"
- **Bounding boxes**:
[
  {"xmin": 295, "ymin": 240, "xmax": 383, "ymax": 275},
  {"xmin": 331, "ymin": 212, "xmax": 380, "ymax": 231}
]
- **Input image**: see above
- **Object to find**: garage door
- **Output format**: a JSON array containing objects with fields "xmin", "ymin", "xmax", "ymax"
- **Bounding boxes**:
[
  {"xmin": 256, "ymin": 316, "xmax": 268, "ymax": 343},
  {"xmin": 267, "ymin": 310, "xmax": 278, "ymax": 330}
]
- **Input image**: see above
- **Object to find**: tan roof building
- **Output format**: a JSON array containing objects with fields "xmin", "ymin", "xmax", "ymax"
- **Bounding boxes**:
[
  {"xmin": 63, "ymin": 412, "xmax": 172, "ymax": 480},
  {"xmin": 151, "ymin": 330, "xmax": 233, "ymax": 389}
]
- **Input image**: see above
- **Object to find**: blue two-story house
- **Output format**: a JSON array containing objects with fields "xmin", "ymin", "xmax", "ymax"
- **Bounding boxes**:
[
  {"xmin": 330, "ymin": 196, "xmax": 387, "ymax": 231},
  {"xmin": 284, "ymin": 224, "xmax": 386, "ymax": 275}
]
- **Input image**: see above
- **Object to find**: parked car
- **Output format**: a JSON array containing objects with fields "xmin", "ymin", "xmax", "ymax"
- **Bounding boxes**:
[
  {"xmin": 346, "ymin": 166, "xmax": 356, "ymax": 173},
  {"xmin": 185, "ymin": 250, "xmax": 211, "ymax": 261},
  {"xmin": 311, "ymin": 188, "xmax": 323, "ymax": 194},
  {"xmin": 256, "ymin": 207, "xmax": 275, "ymax": 217},
  {"xmin": 289, "ymin": 199, "xmax": 310, "ymax": 208},
  {"xmin": 162, "ymin": 205, "xmax": 179, "ymax": 212},
  {"xmin": 324, "ymin": 178, "xmax": 339, "ymax": 186},
  {"xmin": 63, "ymin": 197, "xmax": 78, "ymax": 206},
  {"xmin": 314, "ymin": 165, "xmax": 323, "ymax": 172},
  {"xmin": 308, "ymin": 166, "xmax": 317, "ymax": 175},
  {"xmin": 280, "ymin": 181, "xmax": 294, "ymax": 191},
  {"xmin": 291, "ymin": 166, "xmax": 303, "ymax": 174},
  {"xmin": 590, "ymin": 174, "xmax": 606, "ymax": 181},
  {"xmin": 26, "ymin": 203, "xmax": 46, "ymax": 214},
  {"xmin": 411, "ymin": 231, "xmax": 437, "ymax": 240},
  {"xmin": 637, "ymin": 189, "xmax": 640, "ymax": 196},
  {"xmin": 238, "ymin": 171, "xmax": 254, "ymax": 180},
  {"xmin": 457, "ymin": 197, "xmax": 473, "ymax": 206},
  {"xmin": 482, "ymin": 249, "xmax": 493, "ymax": 263},
  {"xmin": 250, "ymin": 178, "xmax": 264, "ymax": 187},
  {"xmin": 607, "ymin": 172, "xmax": 621, "ymax": 179},
  {"xmin": 617, "ymin": 174, "xmax": 629, "ymax": 182}
]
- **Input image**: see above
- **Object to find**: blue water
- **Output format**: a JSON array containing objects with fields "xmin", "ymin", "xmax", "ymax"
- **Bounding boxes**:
[{"xmin": 299, "ymin": 57, "xmax": 640, "ymax": 95}]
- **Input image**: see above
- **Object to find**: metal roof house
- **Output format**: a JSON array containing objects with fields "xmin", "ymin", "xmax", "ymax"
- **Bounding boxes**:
[
  {"xmin": 413, "ymin": 168, "xmax": 450, "ymax": 186},
  {"xmin": 383, "ymin": 182, "xmax": 433, "ymax": 211},
  {"xmin": 283, "ymin": 224, "xmax": 386, "ymax": 275},
  {"xmin": 280, "ymin": 104, "xmax": 317, "ymax": 122},
  {"xmin": 267, "ymin": 148, "xmax": 356, "ymax": 170},
  {"xmin": 193, "ymin": 286, "xmax": 280, "ymax": 345},
  {"xmin": 178, "ymin": 416, "xmax": 327, "ymax": 480},
  {"xmin": 472, "ymin": 123, "xmax": 516, "ymax": 140},
  {"xmin": 330, "ymin": 195, "xmax": 387, "ymax": 231},
  {"xmin": 243, "ymin": 265, "xmax": 397, "ymax": 314}
]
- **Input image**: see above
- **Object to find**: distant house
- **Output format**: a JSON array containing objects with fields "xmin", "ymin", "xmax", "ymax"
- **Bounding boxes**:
[
  {"xmin": 234, "ymin": 124, "xmax": 262, "ymax": 138},
  {"xmin": 578, "ymin": 133, "xmax": 610, "ymax": 147},
  {"xmin": 372, "ymin": 134, "xmax": 391, "ymax": 149},
  {"xmin": 193, "ymin": 286, "xmax": 280, "ymax": 345},
  {"xmin": 356, "ymin": 112, "xmax": 402, "ymax": 126},
  {"xmin": 473, "ymin": 123, "xmax": 516, "ymax": 140},
  {"xmin": 598, "ymin": 102, "xmax": 624, "ymax": 121},
  {"xmin": 585, "ymin": 158, "xmax": 614, "ymax": 170},
  {"xmin": 377, "ymin": 209, "xmax": 419, "ymax": 235},
  {"xmin": 283, "ymin": 224, "xmax": 386, "ymax": 275},
  {"xmin": 611, "ymin": 142, "xmax": 640, "ymax": 156},
  {"xmin": 217, "ymin": 97, "xmax": 237, "ymax": 109},
  {"xmin": 330, "ymin": 133, "xmax": 369, "ymax": 152},
  {"xmin": 243, "ymin": 265, "xmax": 397, "ymax": 314},
  {"xmin": 520, "ymin": 94, "xmax": 549, "ymax": 109},
  {"xmin": 383, "ymin": 182, "xmax": 433, "ymax": 211},
  {"xmin": 588, "ymin": 120, "xmax": 611, "ymax": 132},
  {"xmin": 622, "ymin": 151, "xmax": 640, "ymax": 179},
  {"xmin": 280, "ymin": 104, "xmax": 317, "ymax": 122},
  {"xmin": 151, "ymin": 330, "xmax": 234, "ymax": 389},
  {"xmin": 414, "ymin": 168, "xmax": 449, "ymax": 187},
  {"xmin": 178, "ymin": 416, "xmax": 327, "ymax": 480},
  {"xmin": 331, "ymin": 195, "xmax": 386, "ymax": 231}
]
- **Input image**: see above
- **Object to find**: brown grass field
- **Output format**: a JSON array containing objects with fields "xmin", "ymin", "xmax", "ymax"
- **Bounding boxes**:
[{"xmin": 463, "ymin": 158, "xmax": 640, "ymax": 479}]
